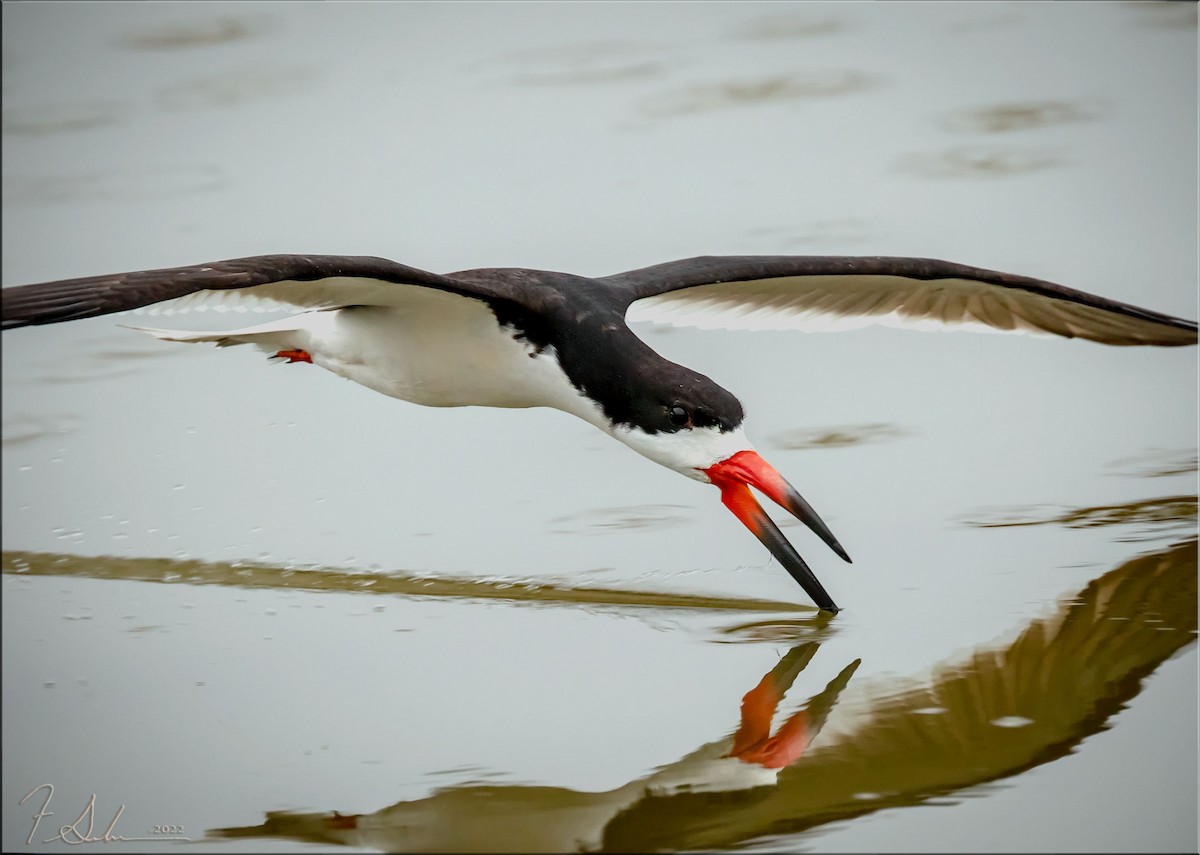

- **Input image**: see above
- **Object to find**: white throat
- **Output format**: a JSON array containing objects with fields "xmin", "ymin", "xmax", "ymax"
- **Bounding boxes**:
[{"xmin": 606, "ymin": 423, "xmax": 753, "ymax": 482}]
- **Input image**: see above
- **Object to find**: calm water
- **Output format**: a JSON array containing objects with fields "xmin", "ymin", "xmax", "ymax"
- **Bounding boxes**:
[{"xmin": 3, "ymin": 3, "xmax": 1197, "ymax": 853}]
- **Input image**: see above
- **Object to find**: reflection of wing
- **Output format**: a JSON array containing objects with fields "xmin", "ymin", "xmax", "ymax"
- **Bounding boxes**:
[
  {"xmin": 602, "ymin": 537, "xmax": 1198, "ymax": 852},
  {"xmin": 610, "ymin": 256, "xmax": 1198, "ymax": 346}
]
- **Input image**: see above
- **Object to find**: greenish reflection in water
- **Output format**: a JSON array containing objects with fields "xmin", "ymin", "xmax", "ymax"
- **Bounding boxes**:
[
  {"xmin": 636, "ymin": 70, "xmax": 881, "ymax": 118},
  {"xmin": 961, "ymin": 494, "xmax": 1197, "ymax": 540},
  {"xmin": 938, "ymin": 99, "xmax": 1107, "ymax": 134},
  {"xmin": 766, "ymin": 421, "xmax": 909, "ymax": 451},
  {"xmin": 198, "ymin": 536, "xmax": 1195, "ymax": 852},
  {"xmin": 1106, "ymin": 447, "xmax": 1198, "ymax": 479},
  {"xmin": 0, "ymin": 551, "xmax": 808, "ymax": 615}
]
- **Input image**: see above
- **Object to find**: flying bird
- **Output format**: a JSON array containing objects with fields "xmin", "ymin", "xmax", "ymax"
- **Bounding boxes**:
[{"xmin": 3, "ymin": 254, "xmax": 1196, "ymax": 612}]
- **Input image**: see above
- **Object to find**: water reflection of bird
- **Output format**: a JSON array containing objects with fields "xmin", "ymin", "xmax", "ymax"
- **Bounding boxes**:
[
  {"xmin": 208, "ymin": 535, "xmax": 1196, "ymax": 853},
  {"xmin": 214, "ymin": 642, "xmax": 862, "ymax": 853},
  {"xmin": 3, "ymin": 255, "xmax": 1195, "ymax": 610}
]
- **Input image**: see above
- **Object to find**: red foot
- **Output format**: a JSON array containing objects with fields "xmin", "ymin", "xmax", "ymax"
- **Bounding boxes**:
[{"xmin": 273, "ymin": 349, "xmax": 313, "ymax": 364}]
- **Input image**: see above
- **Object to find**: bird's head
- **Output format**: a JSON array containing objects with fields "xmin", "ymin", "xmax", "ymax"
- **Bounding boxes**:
[{"xmin": 603, "ymin": 368, "xmax": 851, "ymax": 613}]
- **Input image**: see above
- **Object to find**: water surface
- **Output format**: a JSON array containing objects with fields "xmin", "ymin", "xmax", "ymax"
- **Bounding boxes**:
[{"xmin": 3, "ymin": 4, "xmax": 1196, "ymax": 853}]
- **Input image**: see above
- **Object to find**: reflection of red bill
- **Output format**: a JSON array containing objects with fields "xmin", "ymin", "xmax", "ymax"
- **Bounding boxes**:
[
  {"xmin": 704, "ymin": 450, "xmax": 849, "ymax": 613},
  {"xmin": 725, "ymin": 670, "xmax": 811, "ymax": 770}
]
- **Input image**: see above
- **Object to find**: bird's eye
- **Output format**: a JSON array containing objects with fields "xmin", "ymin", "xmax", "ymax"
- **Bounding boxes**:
[{"xmin": 667, "ymin": 405, "xmax": 691, "ymax": 428}]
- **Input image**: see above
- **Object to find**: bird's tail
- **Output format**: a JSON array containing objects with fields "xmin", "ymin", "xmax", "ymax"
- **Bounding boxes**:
[{"xmin": 119, "ymin": 316, "xmax": 309, "ymax": 355}]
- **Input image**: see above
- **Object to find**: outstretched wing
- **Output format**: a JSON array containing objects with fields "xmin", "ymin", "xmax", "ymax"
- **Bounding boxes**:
[
  {"xmin": 607, "ymin": 255, "xmax": 1197, "ymax": 346},
  {"xmin": 1, "ymin": 254, "xmax": 509, "ymax": 330}
]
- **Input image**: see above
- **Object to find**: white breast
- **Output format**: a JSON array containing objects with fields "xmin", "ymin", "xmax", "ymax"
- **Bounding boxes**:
[
  {"xmin": 306, "ymin": 298, "xmax": 584, "ymax": 411},
  {"xmin": 130, "ymin": 288, "xmax": 606, "ymax": 421}
]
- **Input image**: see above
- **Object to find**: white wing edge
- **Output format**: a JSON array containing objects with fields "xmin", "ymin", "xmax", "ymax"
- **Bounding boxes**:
[
  {"xmin": 129, "ymin": 276, "xmax": 461, "ymax": 317},
  {"xmin": 623, "ymin": 273, "xmax": 1189, "ymax": 344},
  {"xmin": 625, "ymin": 275, "xmax": 1050, "ymax": 337}
]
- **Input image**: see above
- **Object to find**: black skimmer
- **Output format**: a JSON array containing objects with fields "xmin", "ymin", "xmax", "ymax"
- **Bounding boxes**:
[{"xmin": 3, "ymin": 254, "xmax": 1196, "ymax": 612}]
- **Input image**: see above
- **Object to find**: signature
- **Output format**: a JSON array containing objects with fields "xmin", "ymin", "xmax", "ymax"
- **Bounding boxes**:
[{"xmin": 19, "ymin": 784, "xmax": 192, "ymax": 845}]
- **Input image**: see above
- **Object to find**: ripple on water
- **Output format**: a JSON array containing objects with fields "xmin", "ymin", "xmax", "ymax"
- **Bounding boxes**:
[
  {"xmin": 156, "ymin": 66, "xmax": 316, "ymax": 112},
  {"xmin": 1106, "ymin": 447, "xmax": 1198, "ymax": 479},
  {"xmin": 766, "ymin": 422, "xmax": 909, "ymax": 452},
  {"xmin": 477, "ymin": 41, "xmax": 673, "ymax": 86},
  {"xmin": 714, "ymin": 617, "xmax": 833, "ymax": 644},
  {"xmin": 114, "ymin": 15, "xmax": 273, "ymax": 50},
  {"xmin": 959, "ymin": 494, "xmax": 1198, "ymax": 540},
  {"xmin": 732, "ymin": 13, "xmax": 849, "ymax": 41},
  {"xmin": 1125, "ymin": 2, "xmax": 1198, "ymax": 30},
  {"xmin": 2, "ymin": 413, "xmax": 83, "ymax": 446},
  {"xmin": 938, "ymin": 99, "xmax": 1108, "ymax": 134},
  {"xmin": 2, "ymin": 101, "xmax": 129, "ymax": 135},
  {"xmin": 636, "ymin": 70, "xmax": 881, "ymax": 118},
  {"xmin": 550, "ymin": 504, "xmax": 693, "ymax": 535},
  {"xmin": 895, "ymin": 145, "xmax": 1071, "ymax": 179}
]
